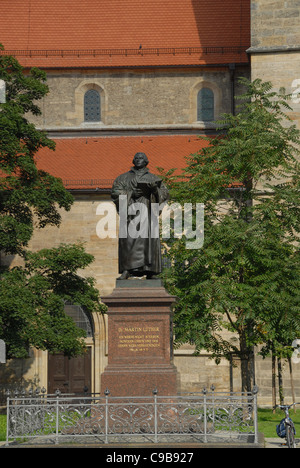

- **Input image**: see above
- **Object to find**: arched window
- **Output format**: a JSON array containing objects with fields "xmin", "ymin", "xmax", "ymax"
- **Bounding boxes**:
[
  {"xmin": 197, "ymin": 88, "xmax": 214, "ymax": 121},
  {"xmin": 84, "ymin": 89, "xmax": 101, "ymax": 122},
  {"xmin": 64, "ymin": 302, "xmax": 94, "ymax": 338}
]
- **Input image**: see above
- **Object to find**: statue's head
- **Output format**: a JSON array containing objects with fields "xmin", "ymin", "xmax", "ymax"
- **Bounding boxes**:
[{"xmin": 132, "ymin": 152, "xmax": 149, "ymax": 168}]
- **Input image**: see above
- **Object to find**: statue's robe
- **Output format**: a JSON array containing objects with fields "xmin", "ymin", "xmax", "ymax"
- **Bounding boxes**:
[{"xmin": 111, "ymin": 166, "xmax": 169, "ymax": 275}]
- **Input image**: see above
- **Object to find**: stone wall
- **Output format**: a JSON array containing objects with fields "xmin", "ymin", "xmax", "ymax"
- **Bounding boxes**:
[
  {"xmin": 29, "ymin": 67, "xmax": 249, "ymax": 129},
  {"xmin": 251, "ymin": 51, "xmax": 300, "ymax": 129},
  {"xmin": 250, "ymin": 0, "xmax": 300, "ymax": 129},
  {"xmin": 3, "ymin": 193, "xmax": 118, "ymax": 296},
  {"xmin": 251, "ymin": 0, "xmax": 300, "ymax": 49}
]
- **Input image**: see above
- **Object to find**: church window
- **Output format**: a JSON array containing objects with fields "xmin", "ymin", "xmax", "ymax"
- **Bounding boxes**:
[
  {"xmin": 64, "ymin": 302, "xmax": 94, "ymax": 338},
  {"xmin": 197, "ymin": 88, "xmax": 214, "ymax": 121},
  {"xmin": 84, "ymin": 89, "xmax": 101, "ymax": 122}
]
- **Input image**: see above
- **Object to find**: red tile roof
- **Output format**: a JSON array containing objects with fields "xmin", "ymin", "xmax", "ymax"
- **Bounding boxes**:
[
  {"xmin": 0, "ymin": 0, "xmax": 250, "ymax": 68},
  {"xmin": 34, "ymin": 135, "xmax": 209, "ymax": 189}
]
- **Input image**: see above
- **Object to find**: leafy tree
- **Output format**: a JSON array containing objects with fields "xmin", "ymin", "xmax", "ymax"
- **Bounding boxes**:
[
  {"xmin": 0, "ymin": 46, "xmax": 105, "ymax": 358},
  {"xmin": 0, "ymin": 45, "xmax": 73, "ymax": 255},
  {"xmin": 0, "ymin": 244, "xmax": 104, "ymax": 358},
  {"xmin": 161, "ymin": 78, "xmax": 300, "ymax": 392}
]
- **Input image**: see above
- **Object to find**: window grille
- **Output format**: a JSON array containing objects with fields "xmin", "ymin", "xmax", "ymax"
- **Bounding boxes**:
[
  {"xmin": 64, "ymin": 302, "xmax": 94, "ymax": 338},
  {"xmin": 84, "ymin": 89, "xmax": 101, "ymax": 122},
  {"xmin": 197, "ymin": 88, "xmax": 214, "ymax": 121}
]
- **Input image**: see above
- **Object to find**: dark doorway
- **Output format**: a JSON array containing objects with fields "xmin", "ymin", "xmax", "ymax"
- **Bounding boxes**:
[{"xmin": 48, "ymin": 348, "xmax": 92, "ymax": 394}]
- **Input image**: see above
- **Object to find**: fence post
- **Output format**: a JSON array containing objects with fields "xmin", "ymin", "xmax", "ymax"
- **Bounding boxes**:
[
  {"xmin": 203, "ymin": 387, "xmax": 207, "ymax": 443},
  {"xmin": 5, "ymin": 391, "xmax": 10, "ymax": 446},
  {"xmin": 104, "ymin": 389, "xmax": 110, "ymax": 444},
  {"xmin": 55, "ymin": 389, "xmax": 61, "ymax": 445},
  {"xmin": 252, "ymin": 385, "xmax": 259, "ymax": 444},
  {"xmin": 210, "ymin": 384, "xmax": 215, "ymax": 430},
  {"xmin": 153, "ymin": 388, "xmax": 158, "ymax": 443}
]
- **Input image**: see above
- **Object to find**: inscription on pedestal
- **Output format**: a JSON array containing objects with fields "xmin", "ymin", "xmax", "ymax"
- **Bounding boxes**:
[
  {"xmin": 117, "ymin": 326, "xmax": 160, "ymax": 354},
  {"xmin": 101, "ymin": 283, "xmax": 178, "ymax": 396}
]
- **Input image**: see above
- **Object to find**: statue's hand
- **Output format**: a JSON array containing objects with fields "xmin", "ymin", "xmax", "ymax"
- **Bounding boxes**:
[
  {"xmin": 148, "ymin": 182, "xmax": 159, "ymax": 192},
  {"xmin": 132, "ymin": 188, "xmax": 143, "ymax": 199}
]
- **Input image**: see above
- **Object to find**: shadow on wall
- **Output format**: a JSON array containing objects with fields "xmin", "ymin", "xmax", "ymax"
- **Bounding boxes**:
[{"xmin": 0, "ymin": 352, "xmax": 36, "ymax": 407}]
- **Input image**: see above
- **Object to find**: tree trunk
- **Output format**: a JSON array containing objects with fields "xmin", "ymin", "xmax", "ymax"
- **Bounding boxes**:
[
  {"xmin": 288, "ymin": 357, "xmax": 296, "ymax": 413},
  {"xmin": 277, "ymin": 356, "xmax": 284, "ymax": 405},
  {"xmin": 272, "ymin": 350, "xmax": 277, "ymax": 413},
  {"xmin": 239, "ymin": 330, "xmax": 255, "ymax": 393}
]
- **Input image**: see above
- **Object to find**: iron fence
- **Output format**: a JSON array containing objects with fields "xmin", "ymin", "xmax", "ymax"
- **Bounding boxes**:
[
  {"xmin": 62, "ymin": 178, "xmax": 114, "ymax": 189},
  {"xmin": 5, "ymin": 386, "xmax": 259, "ymax": 446},
  {"xmin": 0, "ymin": 46, "xmax": 248, "ymax": 59}
]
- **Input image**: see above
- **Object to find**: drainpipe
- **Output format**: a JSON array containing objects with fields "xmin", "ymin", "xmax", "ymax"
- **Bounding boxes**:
[{"xmin": 229, "ymin": 63, "xmax": 236, "ymax": 115}]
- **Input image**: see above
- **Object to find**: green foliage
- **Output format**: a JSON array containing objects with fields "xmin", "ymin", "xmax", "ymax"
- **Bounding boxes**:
[
  {"xmin": 0, "ymin": 45, "xmax": 73, "ymax": 256},
  {"xmin": 0, "ymin": 47, "xmax": 106, "ymax": 358},
  {"xmin": 0, "ymin": 244, "xmax": 105, "ymax": 359},
  {"xmin": 0, "ymin": 414, "xmax": 6, "ymax": 441},
  {"xmin": 161, "ymin": 78, "xmax": 300, "ymax": 386}
]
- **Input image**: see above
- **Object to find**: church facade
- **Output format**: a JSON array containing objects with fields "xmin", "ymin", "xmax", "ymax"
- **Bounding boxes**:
[{"xmin": 0, "ymin": 0, "xmax": 299, "ymax": 405}]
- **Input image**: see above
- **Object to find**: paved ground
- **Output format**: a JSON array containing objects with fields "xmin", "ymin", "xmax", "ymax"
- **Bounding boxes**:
[
  {"xmin": 265, "ymin": 438, "xmax": 299, "ymax": 448},
  {"xmin": 0, "ymin": 437, "xmax": 298, "ymax": 448}
]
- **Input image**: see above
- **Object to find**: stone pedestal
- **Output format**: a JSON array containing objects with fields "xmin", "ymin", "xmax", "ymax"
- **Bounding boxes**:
[{"xmin": 100, "ymin": 279, "xmax": 178, "ymax": 396}]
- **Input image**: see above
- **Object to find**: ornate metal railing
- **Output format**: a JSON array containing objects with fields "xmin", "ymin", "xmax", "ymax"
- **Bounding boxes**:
[
  {"xmin": 0, "ymin": 46, "xmax": 248, "ymax": 59},
  {"xmin": 5, "ymin": 386, "xmax": 259, "ymax": 446},
  {"xmin": 62, "ymin": 178, "xmax": 114, "ymax": 189}
]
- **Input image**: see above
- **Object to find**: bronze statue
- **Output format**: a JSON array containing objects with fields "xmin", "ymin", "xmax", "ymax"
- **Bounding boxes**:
[{"xmin": 111, "ymin": 153, "xmax": 169, "ymax": 279}]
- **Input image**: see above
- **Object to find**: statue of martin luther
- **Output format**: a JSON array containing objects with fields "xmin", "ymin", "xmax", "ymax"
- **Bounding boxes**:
[{"xmin": 111, "ymin": 152, "xmax": 169, "ymax": 280}]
